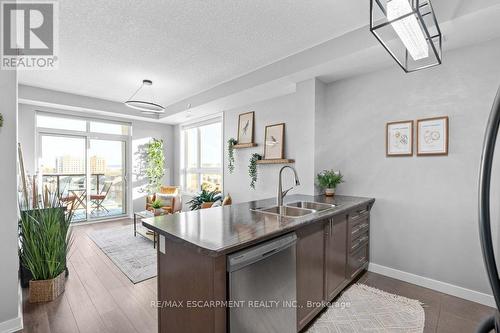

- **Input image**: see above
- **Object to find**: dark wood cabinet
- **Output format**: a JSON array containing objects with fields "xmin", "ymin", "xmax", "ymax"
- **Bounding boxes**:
[
  {"xmin": 347, "ymin": 205, "xmax": 370, "ymax": 279},
  {"xmin": 296, "ymin": 221, "xmax": 326, "ymax": 331},
  {"xmin": 324, "ymin": 214, "xmax": 348, "ymax": 301}
]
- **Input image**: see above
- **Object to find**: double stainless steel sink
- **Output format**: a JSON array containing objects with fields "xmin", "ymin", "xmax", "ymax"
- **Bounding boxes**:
[{"xmin": 253, "ymin": 201, "xmax": 336, "ymax": 218}]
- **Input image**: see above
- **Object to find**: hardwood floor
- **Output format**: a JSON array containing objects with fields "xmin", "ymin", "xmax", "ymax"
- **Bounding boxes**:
[
  {"xmin": 21, "ymin": 219, "xmax": 157, "ymax": 333},
  {"xmin": 21, "ymin": 218, "xmax": 495, "ymax": 333}
]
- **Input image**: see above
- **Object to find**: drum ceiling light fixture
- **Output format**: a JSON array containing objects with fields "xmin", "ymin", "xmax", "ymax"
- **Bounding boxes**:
[
  {"xmin": 370, "ymin": 0, "xmax": 442, "ymax": 73},
  {"xmin": 124, "ymin": 79, "xmax": 165, "ymax": 114}
]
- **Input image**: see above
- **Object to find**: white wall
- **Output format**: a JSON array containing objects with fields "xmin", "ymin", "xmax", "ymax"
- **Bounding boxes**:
[
  {"xmin": 222, "ymin": 78, "xmax": 324, "ymax": 203},
  {"xmin": 17, "ymin": 104, "xmax": 175, "ymax": 216},
  {"xmin": 0, "ymin": 72, "xmax": 22, "ymax": 331},
  {"xmin": 316, "ymin": 38, "xmax": 500, "ymax": 300}
]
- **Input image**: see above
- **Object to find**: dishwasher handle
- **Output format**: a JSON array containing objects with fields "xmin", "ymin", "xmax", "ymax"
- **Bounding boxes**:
[{"xmin": 227, "ymin": 233, "xmax": 297, "ymax": 272}]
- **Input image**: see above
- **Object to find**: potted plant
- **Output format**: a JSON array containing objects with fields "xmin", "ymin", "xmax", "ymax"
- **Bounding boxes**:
[
  {"xmin": 150, "ymin": 198, "xmax": 163, "ymax": 215},
  {"xmin": 316, "ymin": 170, "xmax": 344, "ymax": 197},
  {"xmin": 228, "ymin": 138, "xmax": 237, "ymax": 174},
  {"xmin": 249, "ymin": 153, "xmax": 262, "ymax": 189},
  {"xmin": 144, "ymin": 138, "xmax": 165, "ymax": 194},
  {"xmin": 19, "ymin": 193, "xmax": 73, "ymax": 303},
  {"xmin": 187, "ymin": 189, "xmax": 222, "ymax": 210}
]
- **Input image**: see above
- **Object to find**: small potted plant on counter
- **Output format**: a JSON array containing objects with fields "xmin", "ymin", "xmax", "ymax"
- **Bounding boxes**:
[{"xmin": 316, "ymin": 169, "xmax": 344, "ymax": 197}]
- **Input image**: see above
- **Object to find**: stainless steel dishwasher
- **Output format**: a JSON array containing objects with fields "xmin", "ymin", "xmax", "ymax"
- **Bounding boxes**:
[{"xmin": 228, "ymin": 233, "xmax": 297, "ymax": 333}]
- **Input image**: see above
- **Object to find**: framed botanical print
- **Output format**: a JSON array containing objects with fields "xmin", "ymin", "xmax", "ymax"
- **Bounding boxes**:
[
  {"xmin": 386, "ymin": 120, "xmax": 413, "ymax": 156},
  {"xmin": 237, "ymin": 111, "xmax": 254, "ymax": 144},
  {"xmin": 264, "ymin": 123, "xmax": 285, "ymax": 159},
  {"xmin": 417, "ymin": 116, "xmax": 449, "ymax": 156}
]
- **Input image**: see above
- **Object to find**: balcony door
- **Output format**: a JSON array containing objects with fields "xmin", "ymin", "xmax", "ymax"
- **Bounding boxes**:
[
  {"xmin": 39, "ymin": 134, "xmax": 88, "ymax": 221},
  {"xmin": 37, "ymin": 113, "xmax": 129, "ymax": 223}
]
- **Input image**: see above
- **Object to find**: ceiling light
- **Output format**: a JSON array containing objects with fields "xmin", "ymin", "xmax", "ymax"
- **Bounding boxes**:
[
  {"xmin": 124, "ymin": 79, "xmax": 165, "ymax": 113},
  {"xmin": 370, "ymin": 0, "xmax": 442, "ymax": 72}
]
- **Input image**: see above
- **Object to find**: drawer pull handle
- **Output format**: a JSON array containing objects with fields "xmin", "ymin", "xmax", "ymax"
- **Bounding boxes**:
[
  {"xmin": 358, "ymin": 256, "xmax": 367, "ymax": 263},
  {"xmin": 351, "ymin": 236, "xmax": 369, "ymax": 250},
  {"xmin": 351, "ymin": 223, "xmax": 369, "ymax": 235}
]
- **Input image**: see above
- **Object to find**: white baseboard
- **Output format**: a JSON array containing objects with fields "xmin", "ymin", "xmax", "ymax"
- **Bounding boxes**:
[
  {"xmin": 0, "ymin": 282, "xmax": 24, "ymax": 333},
  {"xmin": 0, "ymin": 315, "xmax": 22, "ymax": 333},
  {"xmin": 368, "ymin": 263, "xmax": 496, "ymax": 308}
]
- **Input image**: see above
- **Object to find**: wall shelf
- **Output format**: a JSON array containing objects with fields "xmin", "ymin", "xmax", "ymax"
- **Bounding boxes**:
[
  {"xmin": 256, "ymin": 158, "xmax": 295, "ymax": 164},
  {"xmin": 233, "ymin": 143, "xmax": 258, "ymax": 149}
]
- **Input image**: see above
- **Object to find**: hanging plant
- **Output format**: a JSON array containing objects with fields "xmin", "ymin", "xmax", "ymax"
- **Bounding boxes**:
[
  {"xmin": 249, "ymin": 153, "xmax": 262, "ymax": 189},
  {"xmin": 227, "ymin": 138, "xmax": 237, "ymax": 174},
  {"xmin": 145, "ymin": 138, "xmax": 165, "ymax": 194}
]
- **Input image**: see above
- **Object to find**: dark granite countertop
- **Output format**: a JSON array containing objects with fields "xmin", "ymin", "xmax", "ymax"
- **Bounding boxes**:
[{"xmin": 142, "ymin": 194, "xmax": 375, "ymax": 257}]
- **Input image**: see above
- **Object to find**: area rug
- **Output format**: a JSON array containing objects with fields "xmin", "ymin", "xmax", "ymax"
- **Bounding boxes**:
[
  {"xmin": 307, "ymin": 284, "xmax": 425, "ymax": 333},
  {"xmin": 89, "ymin": 225, "xmax": 156, "ymax": 284}
]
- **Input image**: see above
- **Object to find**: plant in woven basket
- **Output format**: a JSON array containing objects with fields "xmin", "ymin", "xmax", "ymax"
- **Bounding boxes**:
[
  {"xmin": 19, "ymin": 189, "xmax": 73, "ymax": 302},
  {"xmin": 187, "ymin": 189, "xmax": 222, "ymax": 210},
  {"xmin": 227, "ymin": 138, "xmax": 237, "ymax": 174},
  {"xmin": 249, "ymin": 153, "xmax": 262, "ymax": 189}
]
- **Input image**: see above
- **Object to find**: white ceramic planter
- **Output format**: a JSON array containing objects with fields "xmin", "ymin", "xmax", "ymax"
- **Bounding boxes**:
[{"xmin": 324, "ymin": 188, "xmax": 335, "ymax": 197}]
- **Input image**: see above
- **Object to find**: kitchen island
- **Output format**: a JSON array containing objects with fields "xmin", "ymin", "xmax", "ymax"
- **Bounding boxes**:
[{"xmin": 143, "ymin": 194, "xmax": 375, "ymax": 333}]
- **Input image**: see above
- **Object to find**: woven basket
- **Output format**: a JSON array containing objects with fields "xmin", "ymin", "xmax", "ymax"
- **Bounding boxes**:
[{"xmin": 29, "ymin": 271, "xmax": 66, "ymax": 303}]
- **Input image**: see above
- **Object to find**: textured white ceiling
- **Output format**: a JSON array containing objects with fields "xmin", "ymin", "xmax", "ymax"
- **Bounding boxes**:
[
  {"xmin": 19, "ymin": 0, "xmax": 500, "ymax": 116},
  {"xmin": 19, "ymin": 0, "xmax": 368, "ymax": 107}
]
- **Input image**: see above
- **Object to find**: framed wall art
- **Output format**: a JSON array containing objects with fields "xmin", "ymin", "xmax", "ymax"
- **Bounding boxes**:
[
  {"xmin": 264, "ymin": 123, "xmax": 285, "ymax": 159},
  {"xmin": 386, "ymin": 120, "xmax": 413, "ymax": 156},
  {"xmin": 417, "ymin": 116, "xmax": 449, "ymax": 156},
  {"xmin": 237, "ymin": 111, "xmax": 254, "ymax": 144}
]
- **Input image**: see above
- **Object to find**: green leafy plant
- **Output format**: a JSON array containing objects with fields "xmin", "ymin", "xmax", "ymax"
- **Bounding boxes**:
[
  {"xmin": 151, "ymin": 199, "xmax": 162, "ymax": 210},
  {"xmin": 145, "ymin": 138, "xmax": 165, "ymax": 194},
  {"xmin": 249, "ymin": 153, "xmax": 262, "ymax": 189},
  {"xmin": 18, "ymin": 192, "xmax": 73, "ymax": 281},
  {"xmin": 227, "ymin": 138, "xmax": 237, "ymax": 174},
  {"xmin": 316, "ymin": 170, "xmax": 344, "ymax": 189},
  {"xmin": 187, "ymin": 189, "xmax": 222, "ymax": 210}
]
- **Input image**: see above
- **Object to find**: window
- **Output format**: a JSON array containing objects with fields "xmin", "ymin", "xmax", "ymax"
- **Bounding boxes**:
[
  {"xmin": 36, "ymin": 114, "xmax": 86, "ymax": 131},
  {"xmin": 180, "ymin": 117, "xmax": 222, "ymax": 193},
  {"xmin": 36, "ymin": 112, "xmax": 130, "ymax": 222}
]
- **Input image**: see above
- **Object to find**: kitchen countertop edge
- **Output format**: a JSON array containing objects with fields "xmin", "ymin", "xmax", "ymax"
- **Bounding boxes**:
[{"xmin": 142, "ymin": 194, "xmax": 375, "ymax": 257}]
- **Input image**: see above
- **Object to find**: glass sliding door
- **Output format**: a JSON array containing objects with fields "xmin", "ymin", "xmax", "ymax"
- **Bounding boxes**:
[
  {"xmin": 88, "ymin": 139, "xmax": 126, "ymax": 219},
  {"xmin": 39, "ymin": 134, "xmax": 88, "ymax": 221},
  {"xmin": 37, "ymin": 113, "xmax": 130, "ymax": 223}
]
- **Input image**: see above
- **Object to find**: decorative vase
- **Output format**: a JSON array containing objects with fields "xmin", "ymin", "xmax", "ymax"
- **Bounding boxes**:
[
  {"xmin": 325, "ymin": 188, "xmax": 335, "ymax": 197},
  {"xmin": 29, "ymin": 271, "xmax": 66, "ymax": 303}
]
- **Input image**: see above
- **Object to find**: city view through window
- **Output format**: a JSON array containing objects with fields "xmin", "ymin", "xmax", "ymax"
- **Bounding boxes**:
[{"xmin": 37, "ymin": 115, "xmax": 128, "ymax": 222}]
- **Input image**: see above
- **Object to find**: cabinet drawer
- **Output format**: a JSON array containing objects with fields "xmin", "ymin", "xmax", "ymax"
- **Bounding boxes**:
[
  {"xmin": 350, "ymin": 231, "xmax": 369, "ymax": 253},
  {"xmin": 348, "ymin": 244, "xmax": 368, "ymax": 278},
  {"xmin": 350, "ymin": 219, "xmax": 369, "ymax": 241},
  {"xmin": 348, "ymin": 206, "xmax": 369, "ymax": 223}
]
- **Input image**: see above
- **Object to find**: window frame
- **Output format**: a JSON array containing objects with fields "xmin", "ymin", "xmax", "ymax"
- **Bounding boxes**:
[
  {"xmin": 35, "ymin": 111, "xmax": 132, "ymax": 222},
  {"xmin": 180, "ymin": 115, "xmax": 223, "ymax": 195}
]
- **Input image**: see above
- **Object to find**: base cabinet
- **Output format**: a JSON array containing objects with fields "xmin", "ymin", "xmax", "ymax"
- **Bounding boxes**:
[
  {"xmin": 296, "ymin": 204, "xmax": 371, "ymax": 332},
  {"xmin": 324, "ymin": 215, "xmax": 348, "ymax": 301}
]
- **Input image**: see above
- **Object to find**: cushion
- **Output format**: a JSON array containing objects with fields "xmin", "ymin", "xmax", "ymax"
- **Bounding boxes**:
[
  {"xmin": 222, "ymin": 194, "xmax": 232, "ymax": 206},
  {"xmin": 156, "ymin": 193, "xmax": 175, "ymax": 207},
  {"xmin": 159, "ymin": 186, "xmax": 178, "ymax": 195}
]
